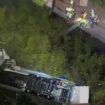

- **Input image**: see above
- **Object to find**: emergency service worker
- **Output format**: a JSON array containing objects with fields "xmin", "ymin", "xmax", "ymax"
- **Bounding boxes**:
[
  {"xmin": 90, "ymin": 9, "xmax": 99, "ymax": 27},
  {"xmin": 80, "ymin": 9, "xmax": 88, "ymax": 27},
  {"xmin": 66, "ymin": 7, "xmax": 74, "ymax": 20},
  {"xmin": 91, "ymin": 9, "xmax": 95, "ymax": 18}
]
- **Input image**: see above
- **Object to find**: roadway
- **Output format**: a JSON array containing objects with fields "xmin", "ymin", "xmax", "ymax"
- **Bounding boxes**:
[
  {"xmin": 84, "ymin": 25, "xmax": 105, "ymax": 43},
  {"xmin": 53, "ymin": 0, "xmax": 105, "ymax": 43},
  {"xmin": 74, "ymin": 0, "xmax": 105, "ymax": 43}
]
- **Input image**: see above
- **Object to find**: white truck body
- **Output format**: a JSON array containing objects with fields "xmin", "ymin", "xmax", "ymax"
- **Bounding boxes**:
[{"xmin": 71, "ymin": 86, "xmax": 89, "ymax": 104}]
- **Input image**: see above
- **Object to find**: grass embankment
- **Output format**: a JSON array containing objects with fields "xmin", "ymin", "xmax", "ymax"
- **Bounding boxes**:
[
  {"xmin": 0, "ymin": 0, "xmax": 71, "ymax": 79},
  {"xmin": 90, "ymin": 0, "xmax": 105, "ymax": 7}
]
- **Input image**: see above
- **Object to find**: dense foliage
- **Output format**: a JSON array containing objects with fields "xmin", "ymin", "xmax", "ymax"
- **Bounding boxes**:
[
  {"xmin": 0, "ymin": 0, "xmax": 105, "ymax": 105},
  {"xmin": 0, "ymin": 0, "xmax": 69, "ymax": 78},
  {"xmin": 90, "ymin": 0, "xmax": 105, "ymax": 7}
]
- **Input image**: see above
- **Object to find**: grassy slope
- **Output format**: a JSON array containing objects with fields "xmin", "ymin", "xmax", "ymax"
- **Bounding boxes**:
[
  {"xmin": 0, "ymin": 0, "xmax": 71, "ymax": 79},
  {"xmin": 90, "ymin": 0, "xmax": 105, "ymax": 7}
]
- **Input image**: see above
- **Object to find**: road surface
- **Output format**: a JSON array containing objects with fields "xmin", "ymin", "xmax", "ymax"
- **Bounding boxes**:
[
  {"xmin": 53, "ymin": 0, "xmax": 105, "ymax": 43},
  {"xmin": 74, "ymin": 0, "xmax": 105, "ymax": 43}
]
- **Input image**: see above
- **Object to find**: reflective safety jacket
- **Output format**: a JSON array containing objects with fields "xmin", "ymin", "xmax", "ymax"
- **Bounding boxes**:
[{"xmin": 66, "ymin": 7, "xmax": 74, "ymax": 18}]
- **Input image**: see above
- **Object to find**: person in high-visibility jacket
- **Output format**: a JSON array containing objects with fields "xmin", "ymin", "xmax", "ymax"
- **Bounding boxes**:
[
  {"xmin": 90, "ymin": 9, "xmax": 99, "ymax": 26},
  {"xmin": 91, "ymin": 9, "xmax": 95, "ymax": 18},
  {"xmin": 80, "ymin": 18, "xmax": 89, "ymax": 28},
  {"xmin": 80, "ymin": 10, "xmax": 88, "ymax": 28},
  {"xmin": 66, "ymin": 7, "xmax": 74, "ymax": 20}
]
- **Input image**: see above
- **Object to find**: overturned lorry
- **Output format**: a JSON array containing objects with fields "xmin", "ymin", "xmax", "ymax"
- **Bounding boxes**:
[{"xmin": 0, "ymin": 49, "xmax": 89, "ymax": 105}]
